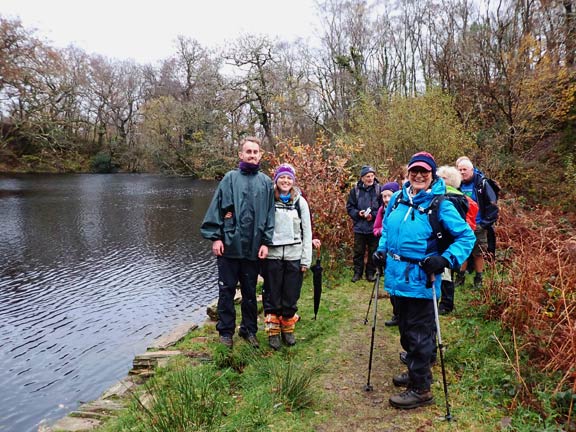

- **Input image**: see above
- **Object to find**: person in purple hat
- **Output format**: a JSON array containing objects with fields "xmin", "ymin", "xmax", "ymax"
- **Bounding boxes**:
[
  {"xmin": 373, "ymin": 182, "xmax": 401, "ymax": 237},
  {"xmin": 372, "ymin": 181, "xmax": 401, "ymax": 325},
  {"xmin": 261, "ymin": 163, "xmax": 312, "ymax": 350}
]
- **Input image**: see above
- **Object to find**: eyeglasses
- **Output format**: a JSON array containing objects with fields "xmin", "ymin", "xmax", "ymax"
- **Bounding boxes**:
[{"xmin": 409, "ymin": 169, "xmax": 431, "ymax": 177}]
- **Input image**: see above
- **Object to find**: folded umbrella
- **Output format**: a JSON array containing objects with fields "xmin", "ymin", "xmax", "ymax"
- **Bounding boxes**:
[{"xmin": 311, "ymin": 250, "xmax": 323, "ymax": 320}]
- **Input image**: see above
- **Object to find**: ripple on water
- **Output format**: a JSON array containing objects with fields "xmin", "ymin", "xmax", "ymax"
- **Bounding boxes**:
[{"xmin": 0, "ymin": 174, "xmax": 218, "ymax": 432}]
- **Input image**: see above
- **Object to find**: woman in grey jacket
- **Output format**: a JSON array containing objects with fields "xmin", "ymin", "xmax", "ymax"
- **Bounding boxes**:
[{"xmin": 261, "ymin": 163, "xmax": 313, "ymax": 350}]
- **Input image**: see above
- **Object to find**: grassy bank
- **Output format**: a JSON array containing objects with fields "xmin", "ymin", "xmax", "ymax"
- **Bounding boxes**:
[{"xmin": 90, "ymin": 264, "xmax": 567, "ymax": 432}]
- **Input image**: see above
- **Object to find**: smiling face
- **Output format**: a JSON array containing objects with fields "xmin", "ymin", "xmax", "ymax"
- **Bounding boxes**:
[
  {"xmin": 381, "ymin": 190, "xmax": 394, "ymax": 207},
  {"xmin": 276, "ymin": 174, "xmax": 294, "ymax": 194},
  {"xmin": 238, "ymin": 140, "xmax": 262, "ymax": 165},
  {"xmin": 408, "ymin": 167, "xmax": 433, "ymax": 192}
]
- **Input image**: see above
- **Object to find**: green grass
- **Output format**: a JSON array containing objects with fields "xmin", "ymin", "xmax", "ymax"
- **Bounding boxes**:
[{"xmin": 93, "ymin": 265, "xmax": 571, "ymax": 431}]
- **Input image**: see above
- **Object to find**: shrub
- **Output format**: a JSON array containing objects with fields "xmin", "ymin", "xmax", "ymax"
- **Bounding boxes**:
[
  {"xmin": 91, "ymin": 152, "xmax": 115, "ymax": 173},
  {"xmin": 348, "ymin": 88, "xmax": 477, "ymax": 174},
  {"xmin": 266, "ymin": 134, "xmax": 358, "ymax": 264}
]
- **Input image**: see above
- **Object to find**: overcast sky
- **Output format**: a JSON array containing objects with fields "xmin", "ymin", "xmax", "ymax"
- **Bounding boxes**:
[{"xmin": 2, "ymin": 0, "xmax": 323, "ymax": 63}]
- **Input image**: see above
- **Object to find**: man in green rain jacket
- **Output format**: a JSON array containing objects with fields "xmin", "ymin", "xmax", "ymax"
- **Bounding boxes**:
[{"xmin": 201, "ymin": 136, "xmax": 275, "ymax": 349}]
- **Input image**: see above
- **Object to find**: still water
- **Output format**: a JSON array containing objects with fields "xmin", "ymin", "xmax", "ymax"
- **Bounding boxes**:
[{"xmin": 0, "ymin": 174, "xmax": 218, "ymax": 432}]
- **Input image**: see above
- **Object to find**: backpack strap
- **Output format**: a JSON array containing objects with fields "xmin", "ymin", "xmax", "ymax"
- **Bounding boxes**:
[
  {"xmin": 426, "ymin": 195, "xmax": 449, "ymax": 253},
  {"xmin": 389, "ymin": 194, "xmax": 450, "ymax": 253}
]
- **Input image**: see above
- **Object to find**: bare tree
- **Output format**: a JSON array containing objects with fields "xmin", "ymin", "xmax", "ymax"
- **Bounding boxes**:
[{"xmin": 225, "ymin": 34, "xmax": 280, "ymax": 149}]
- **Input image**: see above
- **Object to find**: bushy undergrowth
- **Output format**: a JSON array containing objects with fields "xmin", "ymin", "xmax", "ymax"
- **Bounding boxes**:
[
  {"xmin": 481, "ymin": 200, "xmax": 576, "ymax": 427},
  {"xmin": 266, "ymin": 135, "xmax": 359, "ymax": 264}
]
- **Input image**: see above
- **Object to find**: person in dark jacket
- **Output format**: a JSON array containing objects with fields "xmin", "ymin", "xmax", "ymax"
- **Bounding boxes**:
[
  {"xmin": 346, "ymin": 166, "xmax": 382, "ymax": 282},
  {"xmin": 200, "ymin": 136, "xmax": 275, "ymax": 349},
  {"xmin": 373, "ymin": 152, "xmax": 475, "ymax": 409},
  {"xmin": 456, "ymin": 157, "xmax": 499, "ymax": 288}
]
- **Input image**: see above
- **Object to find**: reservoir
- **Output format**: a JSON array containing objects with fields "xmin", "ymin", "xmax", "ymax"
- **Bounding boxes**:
[{"xmin": 0, "ymin": 174, "xmax": 218, "ymax": 432}]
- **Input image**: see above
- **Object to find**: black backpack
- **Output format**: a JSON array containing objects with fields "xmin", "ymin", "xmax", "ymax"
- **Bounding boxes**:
[{"xmin": 389, "ymin": 193, "xmax": 468, "ymax": 254}]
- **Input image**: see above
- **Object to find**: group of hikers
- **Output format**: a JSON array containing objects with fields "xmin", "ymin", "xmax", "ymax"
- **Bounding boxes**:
[{"xmin": 200, "ymin": 136, "xmax": 499, "ymax": 410}]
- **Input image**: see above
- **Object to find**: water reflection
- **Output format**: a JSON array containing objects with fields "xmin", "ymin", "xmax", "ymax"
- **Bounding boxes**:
[{"xmin": 0, "ymin": 174, "xmax": 218, "ymax": 432}]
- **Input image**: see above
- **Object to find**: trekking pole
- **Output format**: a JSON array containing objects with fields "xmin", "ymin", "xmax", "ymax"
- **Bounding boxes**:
[
  {"xmin": 428, "ymin": 273, "xmax": 453, "ymax": 421},
  {"xmin": 364, "ymin": 267, "xmax": 382, "ymax": 392},
  {"xmin": 363, "ymin": 275, "xmax": 377, "ymax": 325}
]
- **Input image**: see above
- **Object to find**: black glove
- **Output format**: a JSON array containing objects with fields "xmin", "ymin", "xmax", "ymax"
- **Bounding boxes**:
[
  {"xmin": 372, "ymin": 251, "xmax": 386, "ymax": 268},
  {"xmin": 422, "ymin": 256, "xmax": 450, "ymax": 276}
]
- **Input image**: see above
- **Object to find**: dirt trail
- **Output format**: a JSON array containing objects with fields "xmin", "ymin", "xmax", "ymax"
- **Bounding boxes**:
[{"xmin": 315, "ymin": 284, "xmax": 444, "ymax": 432}]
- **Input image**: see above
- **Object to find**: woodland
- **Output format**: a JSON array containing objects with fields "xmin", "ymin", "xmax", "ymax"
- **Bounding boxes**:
[
  {"xmin": 1, "ymin": 0, "xmax": 576, "ymax": 427},
  {"xmin": 0, "ymin": 0, "xmax": 574, "ymax": 196}
]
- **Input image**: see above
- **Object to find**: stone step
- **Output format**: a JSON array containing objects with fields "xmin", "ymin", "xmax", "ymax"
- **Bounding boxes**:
[
  {"xmin": 130, "ymin": 350, "xmax": 182, "ymax": 375},
  {"xmin": 148, "ymin": 322, "xmax": 198, "ymax": 350}
]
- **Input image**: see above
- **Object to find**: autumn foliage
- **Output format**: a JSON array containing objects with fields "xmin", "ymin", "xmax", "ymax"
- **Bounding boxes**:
[
  {"xmin": 265, "ymin": 135, "xmax": 359, "ymax": 265},
  {"xmin": 486, "ymin": 200, "xmax": 576, "ymax": 417}
]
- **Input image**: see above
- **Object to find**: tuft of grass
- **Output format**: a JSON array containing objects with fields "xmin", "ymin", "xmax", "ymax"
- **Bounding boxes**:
[
  {"xmin": 128, "ymin": 365, "xmax": 233, "ymax": 432},
  {"xmin": 265, "ymin": 355, "xmax": 322, "ymax": 411}
]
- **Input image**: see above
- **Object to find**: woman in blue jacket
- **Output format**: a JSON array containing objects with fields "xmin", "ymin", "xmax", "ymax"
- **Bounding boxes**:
[{"xmin": 373, "ymin": 152, "xmax": 475, "ymax": 409}]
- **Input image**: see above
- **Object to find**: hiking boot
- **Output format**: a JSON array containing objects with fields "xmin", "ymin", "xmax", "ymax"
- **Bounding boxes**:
[
  {"xmin": 351, "ymin": 273, "xmax": 362, "ymax": 283},
  {"xmin": 385, "ymin": 315, "xmax": 399, "ymax": 326},
  {"xmin": 393, "ymin": 372, "xmax": 410, "ymax": 387},
  {"xmin": 389, "ymin": 388, "xmax": 434, "ymax": 409},
  {"xmin": 219, "ymin": 335, "xmax": 233, "ymax": 348},
  {"xmin": 438, "ymin": 304, "xmax": 452, "ymax": 315},
  {"xmin": 282, "ymin": 332, "xmax": 296, "ymax": 346},
  {"xmin": 366, "ymin": 273, "xmax": 376, "ymax": 282},
  {"xmin": 473, "ymin": 274, "xmax": 483, "ymax": 289},
  {"xmin": 238, "ymin": 330, "xmax": 260, "ymax": 349},
  {"xmin": 454, "ymin": 271, "xmax": 466, "ymax": 287},
  {"xmin": 268, "ymin": 335, "xmax": 281, "ymax": 351}
]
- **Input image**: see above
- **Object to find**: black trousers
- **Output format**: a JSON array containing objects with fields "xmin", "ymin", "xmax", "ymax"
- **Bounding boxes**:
[
  {"xmin": 353, "ymin": 232, "xmax": 378, "ymax": 277},
  {"xmin": 260, "ymin": 259, "xmax": 303, "ymax": 318},
  {"xmin": 395, "ymin": 297, "xmax": 436, "ymax": 391},
  {"xmin": 216, "ymin": 256, "xmax": 259, "ymax": 337},
  {"xmin": 440, "ymin": 280, "xmax": 455, "ymax": 310}
]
